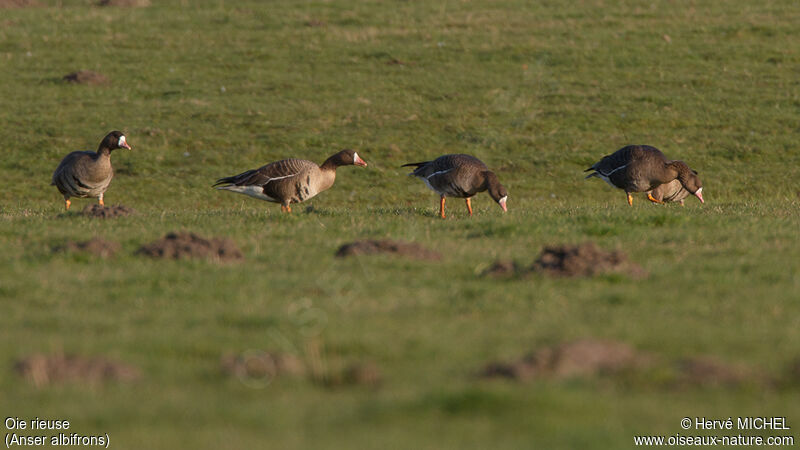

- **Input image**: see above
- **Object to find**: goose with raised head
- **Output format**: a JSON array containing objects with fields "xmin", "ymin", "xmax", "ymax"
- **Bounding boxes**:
[
  {"xmin": 213, "ymin": 149, "xmax": 367, "ymax": 212},
  {"xmin": 584, "ymin": 145, "xmax": 703, "ymax": 206},
  {"xmin": 51, "ymin": 130, "xmax": 132, "ymax": 211},
  {"xmin": 403, "ymin": 154, "xmax": 508, "ymax": 219}
]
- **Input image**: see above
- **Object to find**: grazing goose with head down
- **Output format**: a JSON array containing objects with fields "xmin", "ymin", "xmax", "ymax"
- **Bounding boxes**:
[
  {"xmin": 584, "ymin": 145, "xmax": 703, "ymax": 206},
  {"xmin": 213, "ymin": 149, "xmax": 367, "ymax": 212},
  {"xmin": 51, "ymin": 130, "xmax": 132, "ymax": 211},
  {"xmin": 403, "ymin": 154, "xmax": 508, "ymax": 219}
]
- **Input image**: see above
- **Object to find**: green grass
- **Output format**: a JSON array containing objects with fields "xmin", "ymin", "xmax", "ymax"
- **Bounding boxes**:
[{"xmin": 1, "ymin": 0, "xmax": 800, "ymax": 448}]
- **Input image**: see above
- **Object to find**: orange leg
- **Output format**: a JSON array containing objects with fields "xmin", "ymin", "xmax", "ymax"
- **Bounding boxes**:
[
  {"xmin": 65, "ymin": 199, "xmax": 71, "ymax": 211},
  {"xmin": 626, "ymin": 192, "xmax": 633, "ymax": 206},
  {"xmin": 439, "ymin": 196, "xmax": 446, "ymax": 219},
  {"xmin": 647, "ymin": 193, "xmax": 663, "ymax": 204},
  {"xmin": 281, "ymin": 204, "xmax": 292, "ymax": 213},
  {"xmin": 465, "ymin": 198, "xmax": 473, "ymax": 216},
  {"xmin": 98, "ymin": 194, "xmax": 104, "ymax": 206}
]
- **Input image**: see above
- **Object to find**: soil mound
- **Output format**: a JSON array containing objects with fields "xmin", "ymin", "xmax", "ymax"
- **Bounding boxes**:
[
  {"xmin": 336, "ymin": 239, "xmax": 441, "ymax": 260},
  {"xmin": 531, "ymin": 242, "xmax": 646, "ymax": 278},
  {"xmin": 0, "ymin": 0, "xmax": 39, "ymax": 7},
  {"xmin": 14, "ymin": 353, "xmax": 140, "ymax": 387},
  {"xmin": 221, "ymin": 352, "xmax": 304, "ymax": 386},
  {"xmin": 786, "ymin": 358, "xmax": 800, "ymax": 383},
  {"xmin": 56, "ymin": 237, "xmax": 119, "ymax": 258},
  {"xmin": 481, "ymin": 260, "xmax": 523, "ymax": 277},
  {"xmin": 321, "ymin": 362, "xmax": 382, "ymax": 388},
  {"xmin": 97, "ymin": 0, "xmax": 150, "ymax": 6},
  {"xmin": 80, "ymin": 204, "xmax": 135, "ymax": 218},
  {"xmin": 137, "ymin": 232, "xmax": 243, "ymax": 261},
  {"xmin": 480, "ymin": 341, "xmax": 767, "ymax": 389},
  {"xmin": 480, "ymin": 339, "xmax": 647, "ymax": 381},
  {"xmin": 675, "ymin": 356, "xmax": 753, "ymax": 387},
  {"xmin": 63, "ymin": 70, "xmax": 109, "ymax": 85},
  {"xmin": 484, "ymin": 242, "xmax": 646, "ymax": 279}
]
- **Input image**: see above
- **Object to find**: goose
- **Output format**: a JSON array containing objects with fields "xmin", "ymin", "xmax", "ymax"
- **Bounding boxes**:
[
  {"xmin": 51, "ymin": 131, "xmax": 131, "ymax": 211},
  {"xmin": 402, "ymin": 154, "xmax": 508, "ymax": 219},
  {"xmin": 213, "ymin": 149, "xmax": 367, "ymax": 212},
  {"xmin": 584, "ymin": 145, "xmax": 703, "ymax": 206}
]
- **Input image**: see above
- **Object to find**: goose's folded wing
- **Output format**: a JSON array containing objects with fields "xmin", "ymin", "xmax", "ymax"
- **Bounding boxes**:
[
  {"xmin": 589, "ymin": 147, "xmax": 635, "ymax": 176},
  {"xmin": 216, "ymin": 158, "xmax": 316, "ymax": 187},
  {"xmin": 52, "ymin": 152, "xmax": 93, "ymax": 184}
]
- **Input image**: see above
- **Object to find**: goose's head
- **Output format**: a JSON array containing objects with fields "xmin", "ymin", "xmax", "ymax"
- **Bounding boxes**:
[
  {"xmin": 333, "ymin": 149, "xmax": 367, "ymax": 167},
  {"xmin": 485, "ymin": 171, "xmax": 508, "ymax": 212},
  {"xmin": 99, "ymin": 130, "xmax": 131, "ymax": 153},
  {"xmin": 673, "ymin": 161, "xmax": 703, "ymax": 203}
]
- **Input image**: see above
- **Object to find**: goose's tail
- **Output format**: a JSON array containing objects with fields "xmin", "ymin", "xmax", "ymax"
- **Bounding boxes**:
[
  {"xmin": 212, "ymin": 169, "xmax": 257, "ymax": 188},
  {"xmin": 583, "ymin": 163, "xmax": 598, "ymax": 179},
  {"xmin": 401, "ymin": 161, "xmax": 430, "ymax": 168},
  {"xmin": 401, "ymin": 161, "xmax": 432, "ymax": 177}
]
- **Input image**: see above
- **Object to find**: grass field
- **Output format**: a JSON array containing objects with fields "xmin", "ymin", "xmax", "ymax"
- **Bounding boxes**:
[{"xmin": 1, "ymin": 0, "xmax": 799, "ymax": 448}]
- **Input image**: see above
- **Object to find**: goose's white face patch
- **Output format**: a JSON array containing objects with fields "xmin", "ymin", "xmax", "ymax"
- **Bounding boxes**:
[
  {"xmin": 498, "ymin": 195, "xmax": 508, "ymax": 212},
  {"xmin": 695, "ymin": 187, "xmax": 703, "ymax": 195},
  {"xmin": 117, "ymin": 135, "xmax": 131, "ymax": 149},
  {"xmin": 353, "ymin": 152, "xmax": 367, "ymax": 167}
]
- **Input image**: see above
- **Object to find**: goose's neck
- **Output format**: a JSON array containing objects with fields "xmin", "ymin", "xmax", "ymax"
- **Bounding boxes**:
[
  {"xmin": 320, "ymin": 156, "xmax": 341, "ymax": 172},
  {"xmin": 96, "ymin": 146, "xmax": 113, "ymax": 158},
  {"xmin": 478, "ymin": 171, "xmax": 494, "ymax": 191},
  {"xmin": 657, "ymin": 162, "xmax": 680, "ymax": 184},
  {"xmin": 317, "ymin": 167, "xmax": 337, "ymax": 192}
]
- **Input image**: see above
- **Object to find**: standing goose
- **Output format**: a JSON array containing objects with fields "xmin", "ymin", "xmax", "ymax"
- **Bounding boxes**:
[
  {"xmin": 51, "ymin": 130, "xmax": 132, "ymax": 211},
  {"xmin": 403, "ymin": 154, "xmax": 508, "ymax": 219},
  {"xmin": 213, "ymin": 149, "xmax": 367, "ymax": 212},
  {"xmin": 584, "ymin": 145, "xmax": 703, "ymax": 206}
]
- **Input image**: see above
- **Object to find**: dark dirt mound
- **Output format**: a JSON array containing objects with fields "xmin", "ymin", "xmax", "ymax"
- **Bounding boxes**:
[
  {"xmin": 480, "ymin": 341, "xmax": 769, "ymax": 389},
  {"xmin": 305, "ymin": 19, "xmax": 326, "ymax": 27},
  {"xmin": 785, "ymin": 358, "xmax": 800, "ymax": 383},
  {"xmin": 675, "ymin": 356, "xmax": 755, "ymax": 387},
  {"xmin": 220, "ymin": 352, "xmax": 304, "ymax": 385},
  {"xmin": 55, "ymin": 237, "xmax": 120, "ymax": 258},
  {"xmin": 80, "ymin": 204, "xmax": 135, "ymax": 218},
  {"xmin": 97, "ymin": 0, "xmax": 150, "ymax": 6},
  {"xmin": 483, "ymin": 242, "xmax": 646, "ymax": 279},
  {"xmin": 531, "ymin": 242, "xmax": 646, "ymax": 278},
  {"xmin": 481, "ymin": 260, "xmax": 524, "ymax": 277},
  {"xmin": 14, "ymin": 353, "xmax": 140, "ymax": 387},
  {"xmin": 137, "ymin": 232, "xmax": 243, "ymax": 262},
  {"xmin": 63, "ymin": 70, "xmax": 109, "ymax": 85},
  {"xmin": 335, "ymin": 239, "xmax": 441, "ymax": 260},
  {"xmin": 0, "ymin": 0, "xmax": 38, "ymax": 7},
  {"xmin": 480, "ymin": 339, "xmax": 649, "ymax": 381},
  {"xmin": 387, "ymin": 58, "xmax": 414, "ymax": 66}
]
